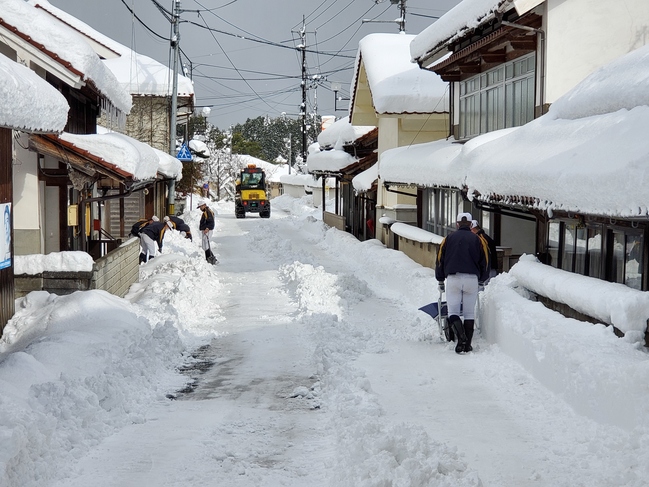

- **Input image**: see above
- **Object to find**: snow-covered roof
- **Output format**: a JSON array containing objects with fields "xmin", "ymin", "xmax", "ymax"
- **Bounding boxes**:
[
  {"xmin": 352, "ymin": 162, "xmax": 378, "ymax": 193},
  {"xmin": 410, "ymin": 0, "xmax": 512, "ymax": 64},
  {"xmin": 382, "ymin": 43, "xmax": 649, "ymax": 219},
  {"xmin": 0, "ymin": 52, "xmax": 68, "ymax": 133},
  {"xmin": 380, "ymin": 137, "xmax": 465, "ymax": 188},
  {"xmin": 30, "ymin": 0, "xmax": 194, "ymax": 98},
  {"xmin": 60, "ymin": 131, "xmax": 160, "ymax": 181},
  {"xmin": 307, "ymin": 149, "xmax": 357, "ymax": 173},
  {"xmin": 91, "ymin": 127, "xmax": 182, "ymax": 180},
  {"xmin": 316, "ymin": 116, "xmax": 375, "ymax": 150},
  {"xmin": 0, "ymin": 0, "xmax": 131, "ymax": 113},
  {"xmin": 352, "ymin": 33, "xmax": 449, "ymax": 115}
]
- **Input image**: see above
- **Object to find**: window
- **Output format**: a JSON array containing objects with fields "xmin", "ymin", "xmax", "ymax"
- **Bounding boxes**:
[
  {"xmin": 545, "ymin": 219, "xmax": 645, "ymax": 290},
  {"xmin": 459, "ymin": 54, "xmax": 536, "ymax": 139},
  {"xmin": 424, "ymin": 188, "xmax": 462, "ymax": 237}
]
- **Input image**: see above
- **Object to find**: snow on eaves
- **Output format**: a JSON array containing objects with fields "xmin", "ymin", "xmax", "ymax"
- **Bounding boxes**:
[
  {"xmin": 95, "ymin": 125, "xmax": 182, "ymax": 180},
  {"xmin": 30, "ymin": 0, "xmax": 194, "ymax": 97},
  {"xmin": 355, "ymin": 33, "xmax": 449, "ymax": 114},
  {"xmin": 0, "ymin": 53, "xmax": 68, "ymax": 133},
  {"xmin": 384, "ymin": 43, "xmax": 649, "ymax": 219},
  {"xmin": 410, "ymin": 0, "xmax": 512, "ymax": 64},
  {"xmin": 61, "ymin": 131, "xmax": 159, "ymax": 181},
  {"xmin": 307, "ymin": 148, "xmax": 357, "ymax": 173},
  {"xmin": 352, "ymin": 162, "xmax": 378, "ymax": 193},
  {"xmin": 380, "ymin": 137, "xmax": 465, "ymax": 188},
  {"xmin": 317, "ymin": 116, "xmax": 374, "ymax": 150},
  {"xmin": 0, "ymin": 0, "xmax": 131, "ymax": 113}
]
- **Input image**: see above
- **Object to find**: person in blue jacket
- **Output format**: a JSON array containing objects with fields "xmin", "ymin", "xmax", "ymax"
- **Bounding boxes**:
[
  {"xmin": 436, "ymin": 212, "xmax": 490, "ymax": 353},
  {"xmin": 139, "ymin": 218, "xmax": 168, "ymax": 263},
  {"xmin": 164, "ymin": 215, "xmax": 192, "ymax": 241}
]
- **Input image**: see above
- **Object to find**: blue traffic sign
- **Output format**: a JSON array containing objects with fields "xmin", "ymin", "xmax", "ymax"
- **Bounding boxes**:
[{"xmin": 176, "ymin": 143, "xmax": 193, "ymax": 162}]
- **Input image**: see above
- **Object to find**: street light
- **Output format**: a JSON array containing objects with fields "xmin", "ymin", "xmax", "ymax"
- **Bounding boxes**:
[{"xmin": 330, "ymin": 82, "xmax": 349, "ymax": 111}]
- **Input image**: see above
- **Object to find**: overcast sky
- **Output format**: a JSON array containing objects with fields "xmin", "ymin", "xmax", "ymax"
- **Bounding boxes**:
[{"xmin": 49, "ymin": 0, "xmax": 462, "ymax": 130}]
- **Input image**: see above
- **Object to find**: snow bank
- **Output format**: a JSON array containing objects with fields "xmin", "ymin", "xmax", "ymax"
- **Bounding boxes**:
[
  {"xmin": 0, "ymin": 291, "xmax": 186, "ymax": 487},
  {"xmin": 510, "ymin": 254, "xmax": 649, "ymax": 334},
  {"xmin": 480, "ymin": 272, "xmax": 649, "ymax": 431}
]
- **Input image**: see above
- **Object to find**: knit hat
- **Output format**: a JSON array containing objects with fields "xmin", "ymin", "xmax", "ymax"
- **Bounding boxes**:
[
  {"xmin": 471, "ymin": 220, "xmax": 479, "ymax": 229},
  {"xmin": 197, "ymin": 201, "xmax": 206, "ymax": 208},
  {"xmin": 456, "ymin": 212, "xmax": 472, "ymax": 223},
  {"xmin": 163, "ymin": 216, "xmax": 170, "ymax": 222},
  {"xmin": 151, "ymin": 215, "xmax": 159, "ymax": 222}
]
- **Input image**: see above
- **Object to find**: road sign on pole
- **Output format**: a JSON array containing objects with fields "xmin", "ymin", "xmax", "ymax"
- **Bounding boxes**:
[{"xmin": 176, "ymin": 143, "xmax": 192, "ymax": 162}]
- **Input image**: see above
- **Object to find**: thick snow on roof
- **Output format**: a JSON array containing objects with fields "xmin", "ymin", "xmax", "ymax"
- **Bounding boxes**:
[
  {"xmin": 307, "ymin": 149, "xmax": 357, "ymax": 173},
  {"xmin": 0, "ymin": 0, "xmax": 131, "ymax": 113},
  {"xmin": 0, "ymin": 53, "xmax": 68, "ymax": 133},
  {"xmin": 352, "ymin": 162, "xmax": 378, "ymax": 193},
  {"xmin": 383, "ymin": 43, "xmax": 649, "ymax": 218},
  {"xmin": 61, "ymin": 131, "xmax": 159, "ymax": 181},
  {"xmin": 355, "ymin": 33, "xmax": 449, "ymax": 114},
  {"xmin": 317, "ymin": 116, "xmax": 375, "ymax": 150},
  {"xmin": 380, "ymin": 137, "xmax": 465, "ymax": 188},
  {"xmin": 410, "ymin": 0, "xmax": 507, "ymax": 63},
  {"xmin": 95, "ymin": 126, "xmax": 182, "ymax": 179},
  {"xmin": 29, "ymin": 0, "xmax": 194, "ymax": 97},
  {"xmin": 308, "ymin": 116, "xmax": 374, "ymax": 174}
]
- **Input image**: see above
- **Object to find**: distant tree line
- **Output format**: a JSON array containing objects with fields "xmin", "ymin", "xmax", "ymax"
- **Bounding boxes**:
[{"xmin": 176, "ymin": 113, "xmax": 321, "ymax": 200}]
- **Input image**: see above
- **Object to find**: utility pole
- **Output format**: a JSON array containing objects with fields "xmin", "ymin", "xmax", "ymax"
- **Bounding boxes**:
[
  {"xmin": 168, "ymin": 0, "xmax": 181, "ymax": 215},
  {"xmin": 363, "ymin": 0, "xmax": 407, "ymax": 33},
  {"xmin": 396, "ymin": 0, "xmax": 406, "ymax": 32},
  {"xmin": 300, "ymin": 17, "xmax": 307, "ymax": 165}
]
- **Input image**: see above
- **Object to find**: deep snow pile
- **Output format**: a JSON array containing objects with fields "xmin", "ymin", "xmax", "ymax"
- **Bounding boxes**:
[{"xmin": 2, "ymin": 195, "xmax": 649, "ymax": 486}]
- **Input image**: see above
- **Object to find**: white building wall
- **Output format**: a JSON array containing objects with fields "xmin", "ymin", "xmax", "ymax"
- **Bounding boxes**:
[
  {"xmin": 545, "ymin": 0, "xmax": 649, "ymax": 104},
  {"xmin": 13, "ymin": 141, "xmax": 42, "ymax": 254}
]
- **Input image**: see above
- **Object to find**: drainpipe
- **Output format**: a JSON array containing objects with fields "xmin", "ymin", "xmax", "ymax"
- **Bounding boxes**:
[{"xmin": 501, "ymin": 20, "xmax": 546, "ymax": 113}]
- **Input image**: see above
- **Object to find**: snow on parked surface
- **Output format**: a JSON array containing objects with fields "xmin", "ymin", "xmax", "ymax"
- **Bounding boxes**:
[{"xmin": 1, "ymin": 195, "xmax": 649, "ymax": 486}]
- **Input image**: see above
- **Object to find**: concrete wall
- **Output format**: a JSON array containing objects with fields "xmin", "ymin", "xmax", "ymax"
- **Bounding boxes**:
[
  {"xmin": 324, "ymin": 211, "xmax": 345, "ymax": 231},
  {"xmin": 15, "ymin": 238, "xmax": 140, "ymax": 298},
  {"xmin": 91, "ymin": 237, "xmax": 140, "ymax": 297},
  {"xmin": 398, "ymin": 236, "xmax": 439, "ymax": 269}
]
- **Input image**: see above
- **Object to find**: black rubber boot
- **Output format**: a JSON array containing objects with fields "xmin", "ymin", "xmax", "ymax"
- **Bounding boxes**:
[
  {"xmin": 464, "ymin": 319, "xmax": 474, "ymax": 352},
  {"xmin": 205, "ymin": 249, "xmax": 211, "ymax": 261},
  {"xmin": 449, "ymin": 315, "xmax": 467, "ymax": 353},
  {"xmin": 139, "ymin": 253, "xmax": 147, "ymax": 264}
]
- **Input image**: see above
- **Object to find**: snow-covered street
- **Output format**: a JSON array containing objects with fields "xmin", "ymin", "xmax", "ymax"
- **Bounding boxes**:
[{"xmin": 2, "ymin": 195, "xmax": 649, "ymax": 486}]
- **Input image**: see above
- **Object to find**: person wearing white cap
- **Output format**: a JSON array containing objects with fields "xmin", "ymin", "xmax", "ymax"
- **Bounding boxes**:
[
  {"xmin": 197, "ymin": 201, "xmax": 218, "ymax": 265},
  {"xmin": 435, "ymin": 212, "xmax": 490, "ymax": 353}
]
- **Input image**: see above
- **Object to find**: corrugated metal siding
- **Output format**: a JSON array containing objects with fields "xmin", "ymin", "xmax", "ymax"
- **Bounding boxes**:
[
  {"xmin": 106, "ymin": 191, "xmax": 144, "ymax": 238},
  {"xmin": 0, "ymin": 128, "xmax": 15, "ymax": 334}
]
